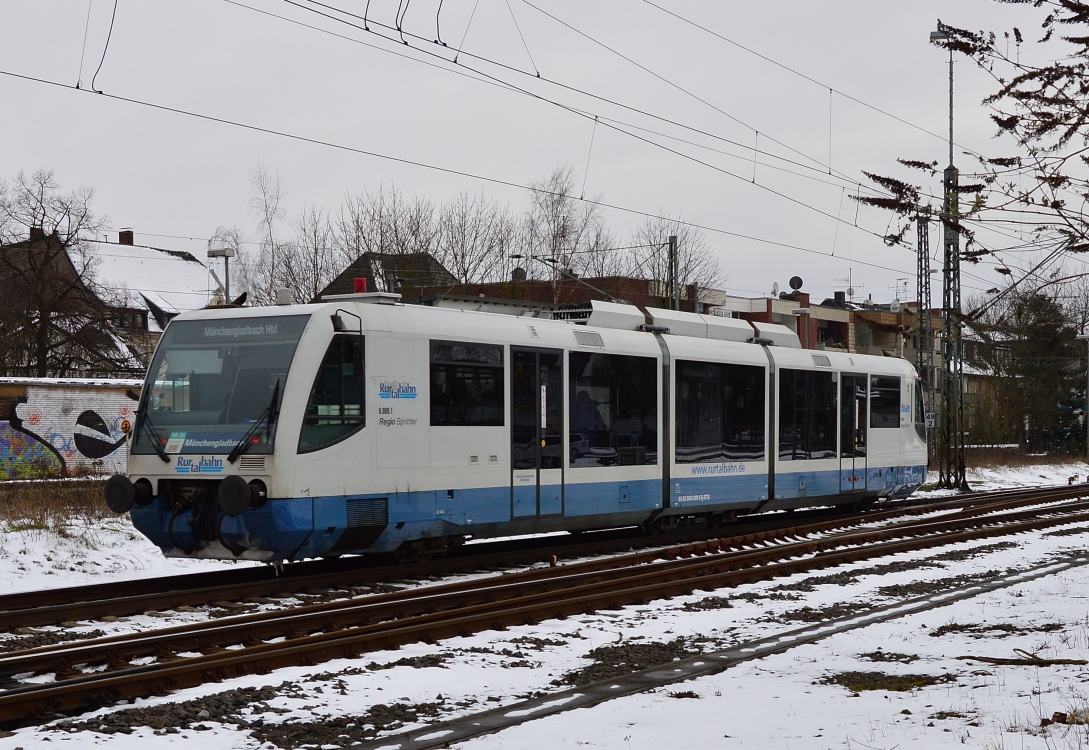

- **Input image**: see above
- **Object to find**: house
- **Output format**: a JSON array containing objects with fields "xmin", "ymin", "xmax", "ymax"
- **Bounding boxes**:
[{"xmin": 0, "ymin": 227, "xmax": 213, "ymax": 377}]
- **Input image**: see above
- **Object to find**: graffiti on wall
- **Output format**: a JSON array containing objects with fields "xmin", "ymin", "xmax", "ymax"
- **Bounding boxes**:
[{"xmin": 0, "ymin": 383, "xmax": 138, "ymax": 479}]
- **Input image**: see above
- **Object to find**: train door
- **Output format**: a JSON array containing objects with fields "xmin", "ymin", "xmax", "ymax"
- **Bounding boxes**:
[
  {"xmin": 840, "ymin": 373, "xmax": 868, "ymax": 492},
  {"xmin": 511, "ymin": 347, "xmax": 564, "ymax": 517}
]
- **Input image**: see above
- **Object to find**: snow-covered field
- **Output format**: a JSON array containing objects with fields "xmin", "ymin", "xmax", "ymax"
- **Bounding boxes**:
[{"xmin": 2, "ymin": 463, "xmax": 1089, "ymax": 750}]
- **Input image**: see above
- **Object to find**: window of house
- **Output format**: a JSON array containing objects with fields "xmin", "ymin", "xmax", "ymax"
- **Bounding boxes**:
[
  {"xmin": 429, "ymin": 341, "xmax": 504, "ymax": 426},
  {"xmin": 570, "ymin": 352, "xmax": 657, "ymax": 466},
  {"xmin": 778, "ymin": 369, "xmax": 837, "ymax": 460},
  {"xmin": 870, "ymin": 376, "xmax": 901, "ymax": 428},
  {"xmin": 299, "ymin": 335, "xmax": 365, "ymax": 452},
  {"xmin": 675, "ymin": 360, "xmax": 765, "ymax": 463}
]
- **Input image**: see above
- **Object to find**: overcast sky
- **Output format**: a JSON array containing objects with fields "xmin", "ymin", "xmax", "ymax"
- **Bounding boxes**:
[{"xmin": 0, "ymin": 0, "xmax": 1071, "ymax": 304}]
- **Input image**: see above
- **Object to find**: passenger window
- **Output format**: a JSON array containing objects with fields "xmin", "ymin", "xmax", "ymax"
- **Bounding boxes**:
[
  {"xmin": 778, "ymin": 369, "xmax": 837, "ymax": 460},
  {"xmin": 675, "ymin": 360, "xmax": 765, "ymax": 463},
  {"xmin": 870, "ymin": 376, "xmax": 901, "ymax": 428},
  {"xmin": 429, "ymin": 341, "xmax": 504, "ymax": 426},
  {"xmin": 299, "ymin": 335, "xmax": 365, "ymax": 452},
  {"xmin": 570, "ymin": 352, "xmax": 657, "ymax": 466}
]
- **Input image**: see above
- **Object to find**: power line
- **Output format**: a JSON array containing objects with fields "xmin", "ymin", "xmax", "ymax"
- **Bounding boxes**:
[
  {"xmin": 284, "ymin": 0, "xmax": 871, "ymax": 191},
  {"xmin": 242, "ymin": 0, "xmax": 887, "ymax": 203},
  {"xmin": 517, "ymin": 0, "xmax": 838, "ymax": 175},
  {"xmin": 76, "ymin": 0, "xmax": 94, "ymax": 89},
  {"xmin": 90, "ymin": 0, "xmax": 119, "ymax": 94},
  {"xmin": 638, "ymin": 0, "xmax": 987, "ymax": 161},
  {"xmin": 0, "ymin": 77, "xmax": 915, "ymax": 280},
  {"xmin": 274, "ymin": 0, "xmax": 898, "ymax": 245},
  {"xmin": 221, "ymin": 1, "xmax": 1036, "ymax": 296}
]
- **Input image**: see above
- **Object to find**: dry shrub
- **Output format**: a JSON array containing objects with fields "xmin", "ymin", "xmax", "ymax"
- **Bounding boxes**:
[{"xmin": 0, "ymin": 479, "xmax": 108, "ymax": 534}]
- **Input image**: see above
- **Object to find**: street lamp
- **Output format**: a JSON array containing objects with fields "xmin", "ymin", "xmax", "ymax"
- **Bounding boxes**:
[
  {"xmin": 930, "ymin": 25, "xmax": 953, "ymax": 167},
  {"xmin": 207, "ymin": 244, "xmax": 236, "ymax": 299}
]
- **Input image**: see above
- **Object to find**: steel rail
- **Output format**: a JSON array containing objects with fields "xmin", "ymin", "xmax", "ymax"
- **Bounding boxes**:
[
  {"xmin": 3, "ymin": 485, "xmax": 1082, "ymax": 677},
  {"xmin": 1, "ymin": 487, "xmax": 1087, "ymax": 726},
  {"xmin": 1, "ymin": 483, "xmax": 1080, "ymax": 631},
  {"xmin": 0, "ymin": 502, "xmax": 902, "ymax": 630}
]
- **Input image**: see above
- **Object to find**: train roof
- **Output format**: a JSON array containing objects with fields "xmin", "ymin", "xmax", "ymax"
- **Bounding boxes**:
[{"xmin": 168, "ymin": 294, "xmax": 915, "ymax": 375}]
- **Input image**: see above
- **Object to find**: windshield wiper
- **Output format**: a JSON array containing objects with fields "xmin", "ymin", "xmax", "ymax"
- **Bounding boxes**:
[
  {"xmin": 133, "ymin": 393, "xmax": 170, "ymax": 462},
  {"xmin": 227, "ymin": 379, "xmax": 281, "ymax": 464}
]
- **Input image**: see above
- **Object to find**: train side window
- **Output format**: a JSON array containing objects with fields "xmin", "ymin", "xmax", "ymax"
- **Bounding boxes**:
[
  {"xmin": 778, "ymin": 369, "xmax": 837, "ymax": 460},
  {"xmin": 570, "ymin": 352, "xmax": 657, "ymax": 466},
  {"xmin": 430, "ymin": 341, "xmax": 504, "ymax": 426},
  {"xmin": 870, "ymin": 376, "xmax": 901, "ymax": 428},
  {"xmin": 675, "ymin": 360, "xmax": 765, "ymax": 463},
  {"xmin": 299, "ymin": 335, "xmax": 365, "ymax": 452}
]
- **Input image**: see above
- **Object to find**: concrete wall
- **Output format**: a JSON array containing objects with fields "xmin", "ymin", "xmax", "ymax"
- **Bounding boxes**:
[{"xmin": 0, "ymin": 378, "xmax": 141, "ymax": 479}]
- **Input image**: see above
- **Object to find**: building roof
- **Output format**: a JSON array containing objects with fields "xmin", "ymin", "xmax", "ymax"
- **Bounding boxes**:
[
  {"xmin": 88, "ymin": 240, "xmax": 213, "ymax": 326},
  {"xmin": 318, "ymin": 252, "xmax": 459, "ymax": 301}
]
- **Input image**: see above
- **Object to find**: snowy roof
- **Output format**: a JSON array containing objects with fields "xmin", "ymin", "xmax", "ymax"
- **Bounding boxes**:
[
  {"xmin": 87, "ymin": 240, "xmax": 213, "ymax": 319},
  {"xmin": 0, "ymin": 376, "xmax": 144, "ymax": 388}
]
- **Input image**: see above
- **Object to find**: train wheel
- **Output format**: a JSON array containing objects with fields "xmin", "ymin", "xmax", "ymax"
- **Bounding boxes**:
[{"xmin": 397, "ymin": 542, "xmax": 433, "ymax": 564}]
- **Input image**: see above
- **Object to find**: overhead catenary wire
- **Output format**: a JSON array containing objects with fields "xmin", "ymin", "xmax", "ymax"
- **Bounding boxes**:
[
  {"xmin": 243, "ymin": 0, "xmax": 890, "ymax": 205},
  {"xmin": 639, "ymin": 0, "xmax": 987, "ymax": 161},
  {"xmin": 517, "ymin": 0, "xmax": 841, "ymax": 177},
  {"xmin": 504, "ymin": 0, "xmax": 539, "ymax": 76},
  {"xmin": 287, "ymin": 0, "xmax": 868, "ymax": 191},
  {"xmin": 90, "ymin": 0, "xmax": 119, "ymax": 93},
  {"xmin": 276, "ymin": 0, "xmax": 901, "ymax": 246},
  {"xmin": 580, "ymin": 116, "xmax": 598, "ymax": 199},
  {"xmin": 0, "ymin": 68, "xmax": 921, "ymax": 278},
  {"xmin": 76, "ymin": 0, "xmax": 94, "ymax": 89}
]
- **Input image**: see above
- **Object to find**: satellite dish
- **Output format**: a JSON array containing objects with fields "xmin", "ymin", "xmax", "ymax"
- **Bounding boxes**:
[
  {"xmin": 890, "ymin": 301, "xmax": 901, "ymax": 313},
  {"xmin": 772, "ymin": 282, "xmax": 779, "ymax": 297},
  {"xmin": 789, "ymin": 275, "xmax": 803, "ymax": 291},
  {"xmin": 847, "ymin": 287, "xmax": 855, "ymax": 297}
]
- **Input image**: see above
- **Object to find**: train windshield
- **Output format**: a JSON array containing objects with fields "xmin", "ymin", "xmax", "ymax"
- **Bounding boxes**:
[{"xmin": 132, "ymin": 315, "xmax": 310, "ymax": 456}]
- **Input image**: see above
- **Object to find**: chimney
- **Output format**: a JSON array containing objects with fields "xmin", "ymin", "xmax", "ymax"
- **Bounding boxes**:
[
  {"xmin": 834, "ymin": 291, "xmax": 846, "ymax": 306},
  {"xmin": 119, "ymin": 228, "xmax": 134, "ymax": 245},
  {"xmin": 28, "ymin": 226, "xmax": 46, "ymax": 243}
]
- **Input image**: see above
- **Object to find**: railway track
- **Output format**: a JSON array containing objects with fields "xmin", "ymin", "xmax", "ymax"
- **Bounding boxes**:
[
  {"xmin": 0, "ymin": 505, "xmax": 897, "ymax": 631},
  {"xmin": 0, "ymin": 483, "xmax": 1078, "ymax": 632},
  {"xmin": 1, "ymin": 483, "xmax": 1088, "ymax": 728}
]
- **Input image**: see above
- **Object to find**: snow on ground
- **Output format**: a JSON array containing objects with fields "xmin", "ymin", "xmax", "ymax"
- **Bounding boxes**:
[
  {"xmin": 1, "ymin": 462, "xmax": 1089, "ymax": 749},
  {"xmin": 0, "ymin": 515, "xmax": 260, "ymax": 595}
]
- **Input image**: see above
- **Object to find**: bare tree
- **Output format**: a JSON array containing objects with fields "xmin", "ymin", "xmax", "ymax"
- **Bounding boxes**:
[
  {"xmin": 248, "ymin": 163, "xmax": 287, "ymax": 305},
  {"xmin": 628, "ymin": 214, "xmax": 724, "ymax": 305},
  {"xmin": 0, "ymin": 170, "xmax": 126, "ymax": 377},
  {"xmin": 279, "ymin": 205, "xmax": 339, "ymax": 303},
  {"xmin": 524, "ymin": 166, "xmax": 610, "ymax": 300},
  {"xmin": 435, "ymin": 191, "xmax": 522, "ymax": 283},
  {"xmin": 332, "ymin": 185, "xmax": 438, "ymax": 265}
]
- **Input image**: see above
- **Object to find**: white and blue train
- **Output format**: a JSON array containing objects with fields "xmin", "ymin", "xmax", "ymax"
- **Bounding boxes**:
[{"xmin": 104, "ymin": 293, "xmax": 928, "ymax": 561}]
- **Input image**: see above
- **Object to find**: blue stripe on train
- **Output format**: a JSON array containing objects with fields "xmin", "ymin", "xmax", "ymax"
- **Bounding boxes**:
[{"xmin": 131, "ymin": 465, "xmax": 926, "ymax": 560}]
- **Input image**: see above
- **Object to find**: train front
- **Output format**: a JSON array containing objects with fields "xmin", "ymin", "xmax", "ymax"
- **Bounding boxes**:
[{"xmin": 104, "ymin": 308, "xmax": 316, "ymax": 561}]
